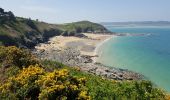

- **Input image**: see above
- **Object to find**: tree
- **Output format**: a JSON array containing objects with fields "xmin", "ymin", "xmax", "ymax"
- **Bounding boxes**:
[
  {"xmin": 36, "ymin": 19, "xmax": 39, "ymax": 22},
  {"xmin": 8, "ymin": 11, "xmax": 16, "ymax": 20},
  {"xmin": 0, "ymin": 8, "xmax": 4, "ymax": 14},
  {"xmin": 0, "ymin": 8, "xmax": 16, "ymax": 24},
  {"xmin": 26, "ymin": 18, "xmax": 39, "ymax": 31}
]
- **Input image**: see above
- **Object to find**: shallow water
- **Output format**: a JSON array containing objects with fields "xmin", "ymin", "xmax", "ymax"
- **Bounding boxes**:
[{"xmin": 97, "ymin": 26, "xmax": 170, "ymax": 92}]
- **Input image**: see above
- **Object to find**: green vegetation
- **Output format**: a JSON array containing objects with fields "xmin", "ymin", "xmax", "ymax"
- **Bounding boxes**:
[
  {"xmin": 0, "ymin": 8, "xmax": 110, "ymax": 48},
  {"xmin": 60, "ymin": 21, "xmax": 110, "ymax": 36},
  {"xmin": 0, "ymin": 8, "xmax": 16, "ymax": 24},
  {"xmin": 0, "ymin": 46, "xmax": 39, "ymax": 83},
  {"xmin": 0, "ymin": 46, "xmax": 169, "ymax": 100},
  {"xmin": 0, "ymin": 46, "xmax": 39, "ymax": 68},
  {"xmin": 68, "ymin": 67, "xmax": 167, "ymax": 100}
]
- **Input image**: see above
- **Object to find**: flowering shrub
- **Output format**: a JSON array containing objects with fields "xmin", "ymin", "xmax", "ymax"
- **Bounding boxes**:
[
  {"xmin": 37, "ymin": 69, "xmax": 90, "ymax": 100},
  {"xmin": 0, "ymin": 65, "xmax": 90, "ymax": 100},
  {"xmin": 0, "ymin": 65, "xmax": 44, "ymax": 99},
  {"xmin": 0, "ymin": 46, "xmax": 39, "ymax": 68}
]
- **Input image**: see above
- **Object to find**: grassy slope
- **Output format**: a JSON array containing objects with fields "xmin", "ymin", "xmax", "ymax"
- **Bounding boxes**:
[
  {"xmin": 0, "ymin": 17, "xmax": 63, "ymax": 47},
  {"xmin": 0, "ymin": 11, "xmax": 110, "ymax": 48}
]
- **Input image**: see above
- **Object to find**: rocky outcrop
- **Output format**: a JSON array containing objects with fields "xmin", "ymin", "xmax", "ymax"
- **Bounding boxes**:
[{"xmin": 34, "ymin": 47, "xmax": 143, "ymax": 81}]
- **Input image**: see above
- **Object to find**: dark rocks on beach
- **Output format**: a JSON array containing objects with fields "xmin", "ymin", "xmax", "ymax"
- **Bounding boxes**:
[
  {"xmin": 80, "ymin": 55, "xmax": 93, "ymax": 63},
  {"xmin": 74, "ymin": 33, "xmax": 88, "ymax": 38},
  {"xmin": 81, "ymin": 45, "xmax": 95, "ymax": 52}
]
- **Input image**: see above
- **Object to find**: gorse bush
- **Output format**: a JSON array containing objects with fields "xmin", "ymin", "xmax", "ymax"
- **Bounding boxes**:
[
  {"xmin": 0, "ymin": 65, "xmax": 90, "ymax": 100},
  {"xmin": 0, "ymin": 65, "xmax": 44, "ymax": 99},
  {"xmin": 0, "ymin": 46, "xmax": 39, "ymax": 68},
  {"xmin": 0, "ymin": 46, "xmax": 39, "ymax": 83},
  {"xmin": 37, "ymin": 68, "xmax": 89, "ymax": 100}
]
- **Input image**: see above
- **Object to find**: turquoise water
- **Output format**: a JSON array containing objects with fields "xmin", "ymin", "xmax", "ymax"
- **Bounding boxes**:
[{"xmin": 97, "ymin": 26, "xmax": 170, "ymax": 92}]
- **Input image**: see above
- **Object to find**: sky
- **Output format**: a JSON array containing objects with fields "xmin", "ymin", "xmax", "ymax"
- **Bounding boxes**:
[{"xmin": 0, "ymin": 0, "xmax": 170, "ymax": 24}]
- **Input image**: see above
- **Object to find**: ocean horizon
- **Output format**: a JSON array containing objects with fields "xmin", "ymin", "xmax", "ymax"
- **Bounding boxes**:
[{"xmin": 96, "ymin": 25, "xmax": 170, "ymax": 92}]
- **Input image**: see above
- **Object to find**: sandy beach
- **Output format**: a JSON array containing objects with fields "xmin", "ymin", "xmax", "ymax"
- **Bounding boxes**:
[{"xmin": 35, "ymin": 33, "xmax": 114, "ymax": 57}]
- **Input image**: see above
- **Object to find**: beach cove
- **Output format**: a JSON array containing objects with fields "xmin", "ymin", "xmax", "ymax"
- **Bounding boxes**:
[{"xmin": 34, "ymin": 33, "xmax": 143, "ymax": 81}]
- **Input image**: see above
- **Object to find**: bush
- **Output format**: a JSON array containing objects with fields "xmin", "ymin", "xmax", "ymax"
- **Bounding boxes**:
[
  {"xmin": 0, "ymin": 65, "xmax": 90, "ymax": 100},
  {"xmin": 69, "ymin": 67, "xmax": 167, "ymax": 100},
  {"xmin": 41, "ymin": 60, "xmax": 67, "ymax": 72},
  {"xmin": 0, "ymin": 46, "xmax": 39, "ymax": 68}
]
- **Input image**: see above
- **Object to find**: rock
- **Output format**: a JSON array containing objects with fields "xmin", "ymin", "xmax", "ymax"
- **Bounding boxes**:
[
  {"xmin": 74, "ymin": 33, "xmax": 88, "ymax": 38},
  {"xmin": 105, "ymin": 69, "xmax": 111, "ymax": 73},
  {"xmin": 40, "ymin": 49, "xmax": 45, "ymax": 53}
]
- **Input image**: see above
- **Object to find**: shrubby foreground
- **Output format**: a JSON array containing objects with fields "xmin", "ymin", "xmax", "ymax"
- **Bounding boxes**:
[{"xmin": 0, "ymin": 46, "xmax": 169, "ymax": 100}]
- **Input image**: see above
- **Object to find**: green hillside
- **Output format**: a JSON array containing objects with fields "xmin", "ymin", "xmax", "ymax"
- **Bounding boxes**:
[
  {"xmin": 60, "ymin": 21, "xmax": 110, "ymax": 36},
  {"xmin": 0, "ymin": 8, "xmax": 110, "ymax": 48}
]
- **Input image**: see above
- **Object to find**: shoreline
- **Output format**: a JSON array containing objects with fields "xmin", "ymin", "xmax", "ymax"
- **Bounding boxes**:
[
  {"xmin": 78, "ymin": 33, "xmax": 114, "ymax": 56},
  {"xmin": 93, "ymin": 35, "xmax": 116, "ymax": 63},
  {"xmin": 34, "ymin": 33, "xmax": 144, "ymax": 80}
]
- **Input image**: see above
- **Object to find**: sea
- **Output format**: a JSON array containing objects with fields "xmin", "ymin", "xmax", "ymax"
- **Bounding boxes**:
[{"xmin": 96, "ymin": 25, "xmax": 170, "ymax": 92}]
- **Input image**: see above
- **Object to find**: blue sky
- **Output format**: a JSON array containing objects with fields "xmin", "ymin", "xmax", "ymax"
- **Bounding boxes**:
[{"xmin": 0, "ymin": 0, "xmax": 170, "ymax": 23}]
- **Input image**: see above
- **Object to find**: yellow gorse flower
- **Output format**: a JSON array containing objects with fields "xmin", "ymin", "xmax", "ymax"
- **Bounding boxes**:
[
  {"xmin": 13, "ymin": 64, "xmax": 44, "ymax": 85},
  {"xmin": 78, "ymin": 91, "xmax": 91, "ymax": 100}
]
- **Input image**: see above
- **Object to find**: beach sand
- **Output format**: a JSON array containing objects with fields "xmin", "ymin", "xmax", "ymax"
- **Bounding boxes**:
[{"xmin": 35, "ymin": 33, "xmax": 114, "ymax": 57}]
